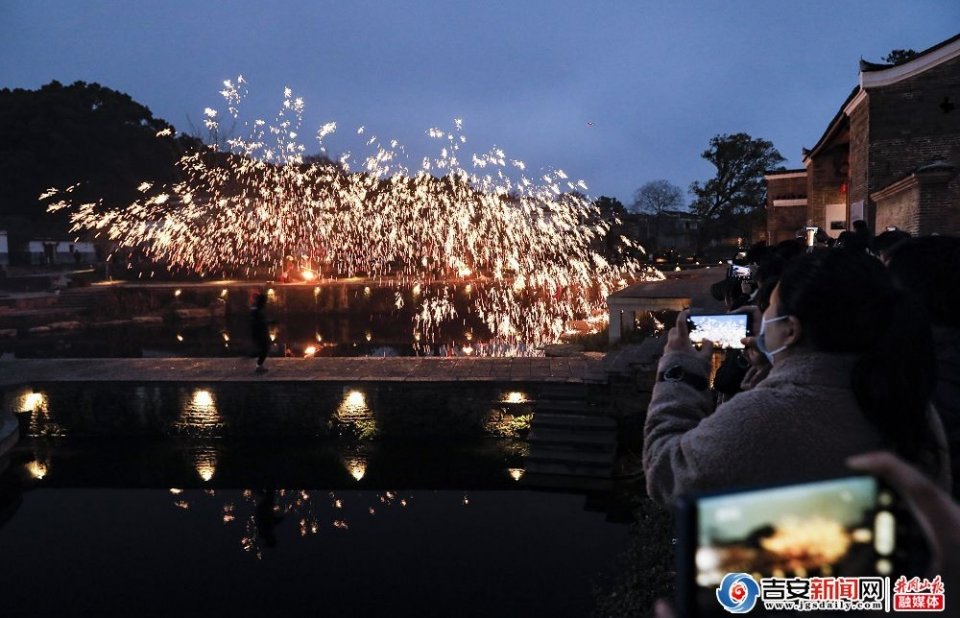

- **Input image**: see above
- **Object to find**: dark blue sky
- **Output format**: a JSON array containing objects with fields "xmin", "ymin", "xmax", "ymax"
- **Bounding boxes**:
[{"xmin": 2, "ymin": 1, "xmax": 958, "ymax": 206}]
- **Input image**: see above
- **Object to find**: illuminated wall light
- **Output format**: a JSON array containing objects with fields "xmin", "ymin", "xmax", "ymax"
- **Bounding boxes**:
[
  {"xmin": 345, "ymin": 391, "xmax": 365, "ymax": 408},
  {"xmin": 464, "ymin": 283, "xmax": 473, "ymax": 294},
  {"xmin": 363, "ymin": 286, "xmax": 371, "ymax": 297},
  {"xmin": 465, "ymin": 330, "xmax": 473, "ymax": 342},
  {"xmin": 220, "ymin": 289, "xmax": 228, "ymax": 297},
  {"xmin": 197, "ymin": 462, "xmax": 215, "ymax": 482},
  {"xmin": 413, "ymin": 332, "xmax": 421, "ymax": 342},
  {"xmin": 221, "ymin": 332, "xmax": 230, "ymax": 342},
  {"xmin": 504, "ymin": 391, "xmax": 528, "ymax": 404},
  {"xmin": 365, "ymin": 331, "xmax": 372, "ymax": 342},
  {"xmin": 266, "ymin": 288, "xmax": 276, "ymax": 298},
  {"xmin": 269, "ymin": 327, "xmax": 278, "ymax": 342},
  {"xmin": 315, "ymin": 333, "xmax": 323, "ymax": 342},
  {"xmin": 176, "ymin": 334, "xmax": 184, "ymax": 342},
  {"xmin": 19, "ymin": 391, "xmax": 47, "ymax": 413},
  {"xmin": 304, "ymin": 345, "xmax": 317, "ymax": 357},
  {"xmin": 27, "ymin": 460, "xmax": 48, "ymax": 480},
  {"xmin": 192, "ymin": 389, "xmax": 215, "ymax": 409},
  {"xmin": 313, "ymin": 286, "xmax": 321, "ymax": 297},
  {"xmin": 174, "ymin": 289, "xmax": 182, "ymax": 297},
  {"xmin": 508, "ymin": 468, "xmax": 525, "ymax": 482},
  {"xmin": 169, "ymin": 488, "xmax": 183, "ymax": 495}
]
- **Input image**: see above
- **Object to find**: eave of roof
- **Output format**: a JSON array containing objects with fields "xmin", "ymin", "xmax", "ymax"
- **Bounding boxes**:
[
  {"xmin": 803, "ymin": 32, "xmax": 960, "ymax": 164},
  {"xmin": 860, "ymin": 32, "xmax": 960, "ymax": 88},
  {"xmin": 802, "ymin": 86, "xmax": 858, "ymax": 164},
  {"xmin": 860, "ymin": 32, "xmax": 960, "ymax": 72}
]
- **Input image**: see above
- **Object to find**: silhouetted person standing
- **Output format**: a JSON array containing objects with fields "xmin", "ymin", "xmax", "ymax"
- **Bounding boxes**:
[{"xmin": 251, "ymin": 293, "xmax": 270, "ymax": 373}]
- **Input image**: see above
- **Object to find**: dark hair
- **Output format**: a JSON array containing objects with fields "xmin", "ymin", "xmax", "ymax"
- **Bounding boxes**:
[
  {"xmin": 885, "ymin": 235, "xmax": 960, "ymax": 328},
  {"xmin": 745, "ymin": 241, "xmax": 769, "ymax": 265},
  {"xmin": 776, "ymin": 249, "xmax": 939, "ymax": 472},
  {"xmin": 753, "ymin": 253, "xmax": 787, "ymax": 312},
  {"xmin": 874, "ymin": 229, "xmax": 911, "ymax": 255},
  {"xmin": 774, "ymin": 238, "xmax": 804, "ymax": 262}
]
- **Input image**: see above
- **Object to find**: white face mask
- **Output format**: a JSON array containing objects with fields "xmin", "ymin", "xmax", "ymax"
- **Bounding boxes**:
[{"xmin": 756, "ymin": 315, "xmax": 790, "ymax": 363}]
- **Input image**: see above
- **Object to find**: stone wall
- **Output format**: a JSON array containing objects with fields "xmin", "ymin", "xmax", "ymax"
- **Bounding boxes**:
[
  {"xmin": 2, "ymin": 381, "xmax": 544, "ymax": 439},
  {"xmin": 806, "ymin": 148, "xmax": 847, "ymax": 230},
  {"xmin": 874, "ymin": 182, "xmax": 921, "ymax": 233}
]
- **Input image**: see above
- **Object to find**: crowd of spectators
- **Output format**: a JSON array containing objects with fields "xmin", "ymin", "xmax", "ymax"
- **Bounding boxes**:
[{"xmin": 642, "ymin": 224, "xmax": 960, "ymax": 601}]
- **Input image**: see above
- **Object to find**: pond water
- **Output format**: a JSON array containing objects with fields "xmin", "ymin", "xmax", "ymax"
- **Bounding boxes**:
[
  {"xmin": 4, "ymin": 313, "xmax": 528, "ymax": 359},
  {"xmin": 0, "ymin": 438, "xmax": 633, "ymax": 617}
]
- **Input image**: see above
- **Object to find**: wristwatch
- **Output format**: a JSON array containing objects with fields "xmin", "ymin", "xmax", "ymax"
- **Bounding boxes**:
[{"xmin": 657, "ymin": 364, "xmax": 709, "ymax": 391}]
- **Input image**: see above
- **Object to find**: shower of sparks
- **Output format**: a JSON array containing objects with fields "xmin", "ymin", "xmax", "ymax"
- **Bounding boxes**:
[{"xmin": 45, "ymin": 77, "xmax": 659, "ymax": 348}]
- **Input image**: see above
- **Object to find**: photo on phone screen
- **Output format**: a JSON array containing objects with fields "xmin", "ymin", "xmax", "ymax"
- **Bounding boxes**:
[
  {"xmin": 677, "ymin": 476, "xmax": 912, "ymax": 617},
  {"xmin": 727, "ymin": 264, "xmax": 751, "ymax": 280},
  {"xmin": 687, "ymin": 314, "xmax": 749, "ymax": 349}
]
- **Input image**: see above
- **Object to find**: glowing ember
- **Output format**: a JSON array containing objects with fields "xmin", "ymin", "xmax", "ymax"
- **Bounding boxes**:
[{"xmin": 45, "ymin": 78, "xmax": 659, "ymax": 349}]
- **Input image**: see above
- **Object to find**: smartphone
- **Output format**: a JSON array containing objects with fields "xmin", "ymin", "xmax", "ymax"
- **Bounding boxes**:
[
  {"xmin": 726, "ymin": 264, "xmax": 752, "ymax": 280},
  {"xmin": 676, "ymin": 475, "xmax": 926, "ymax": 617},
  {"xmin": 686, "ymin": 313, "xmax": 750, "ymax": 349}
]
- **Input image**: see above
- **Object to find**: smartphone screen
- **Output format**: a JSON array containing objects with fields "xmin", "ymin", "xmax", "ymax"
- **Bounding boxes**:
[
  {"xmin": 687, "ymin": 314, "xmax": 749, "ymax": 349},
  {"xmin": 677, "ymin": 476, "xmax": 913, "ymax": 617},
  {"xmin": 726, "ymin": 264, "xmax": 751, "ymax": 280}
]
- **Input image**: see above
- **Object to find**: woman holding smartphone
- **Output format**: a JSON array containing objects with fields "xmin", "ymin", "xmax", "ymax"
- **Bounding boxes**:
[{"xmin": 643, "ymin": 248, "xmax": 950, "ymax": 506}]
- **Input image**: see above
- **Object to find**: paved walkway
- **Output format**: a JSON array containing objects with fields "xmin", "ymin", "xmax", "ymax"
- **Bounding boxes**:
[{"xmin": 0, "ymin": 356, "xmax": 608, "ymax": 387}]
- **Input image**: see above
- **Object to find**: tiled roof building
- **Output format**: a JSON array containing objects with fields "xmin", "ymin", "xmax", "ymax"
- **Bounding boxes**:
[{"xmin": 766, "ymin": 33, "xmax": 960, "ymax": 241}]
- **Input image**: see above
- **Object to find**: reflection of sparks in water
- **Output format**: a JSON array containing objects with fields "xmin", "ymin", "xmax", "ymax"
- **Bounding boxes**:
[
  {"xmin": 170, "ymin": 487, "xmax": 430, "ymax": 558},
  {"xmin": 44, "ymin": 78, "xmax": 658, "ymax": 350}
]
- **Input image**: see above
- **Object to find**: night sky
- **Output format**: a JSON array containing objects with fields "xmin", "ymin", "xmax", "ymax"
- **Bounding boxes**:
[{"xmin": 2, "ymin": 1, "xmax": 957, "ymax": 205}]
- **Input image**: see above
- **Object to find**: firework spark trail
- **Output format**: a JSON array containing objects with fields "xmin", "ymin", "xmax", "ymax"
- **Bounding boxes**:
[{"xmin": 45, "ymin": 78, "xmax": 661, "ymax": 349}]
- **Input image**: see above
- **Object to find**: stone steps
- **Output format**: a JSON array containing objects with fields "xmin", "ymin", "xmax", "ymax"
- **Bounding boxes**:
[{"xmin": 523, "ymin": 389, "xmax": 618, "ymax": 481}]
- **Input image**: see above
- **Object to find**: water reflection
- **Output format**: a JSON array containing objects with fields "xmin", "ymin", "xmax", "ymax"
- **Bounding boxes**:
[
  {"xmin": 27, "ymin": 460, "xmax": 49, "ymax": 480},
  {"xmin": 344, "ymin": 456, "xmax": 367, "ymax": 482},
  {"xmin": 193, "ymin": 446, "xmax": 218, "ymax": 482},
  {"xmin": 171, "ymin": 487, "xmax": 421, "ymax": 560},
  {"xmin": 15, "ymin": 390, "xmax": 65, "ymax": 437}
]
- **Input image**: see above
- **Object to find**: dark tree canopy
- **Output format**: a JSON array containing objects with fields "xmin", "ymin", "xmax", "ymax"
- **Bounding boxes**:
[
  {"xmin": 689, "ymin": 132, "xmax": 785, "ymax": 221},
  {"xmin": 882, "ymin": 49, "xmax": 919, "ymax": 65},
  {"xmin": 631, "ymin": 179, "xmax": 685, "ymax": 215},
  {"xmin": 0, "ymin": 80, "xmax": 200, "ymax": 234},
  {"xmin": 594, "ymin": 195, "xmax": 627, "ymax": 220}
]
